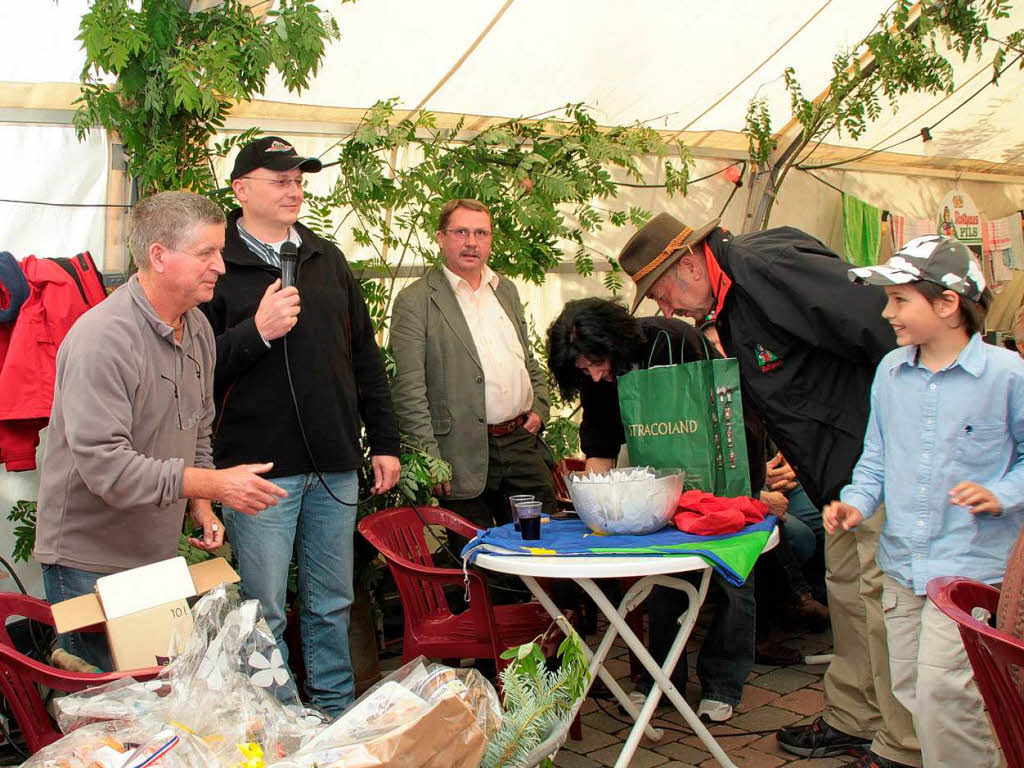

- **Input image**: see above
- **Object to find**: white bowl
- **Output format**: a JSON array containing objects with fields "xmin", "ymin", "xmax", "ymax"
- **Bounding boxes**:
[{"xmin": 565, "ymin": 467, "xmax": 684, "ymax": 535}]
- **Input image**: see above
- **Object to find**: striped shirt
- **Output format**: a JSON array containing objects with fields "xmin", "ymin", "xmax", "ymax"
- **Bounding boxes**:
[{"xmin": 236, "ymin": 220, "xmax": 302, "ymax": 268}]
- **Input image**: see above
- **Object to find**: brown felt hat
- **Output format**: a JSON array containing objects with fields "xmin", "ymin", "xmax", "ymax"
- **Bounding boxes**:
[{"xmin": 618, "ymin": 213, "xmax": 719, "ymax": 312}]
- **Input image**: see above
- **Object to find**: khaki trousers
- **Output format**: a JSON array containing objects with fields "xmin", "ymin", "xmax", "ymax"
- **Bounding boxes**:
[
  {"xmin": 823, "ymin": 507, "xmax": 922, "ymax": 765},
  {"xmin": 882, "ymin": 575, "xmax": 1000, "ymax": 768}
]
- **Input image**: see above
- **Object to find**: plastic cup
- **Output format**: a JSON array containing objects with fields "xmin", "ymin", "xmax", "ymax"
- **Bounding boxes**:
[
  {"xmin": 508, "ymin": 494, "xmax": 534, "ymax": 531},
  {"xmin": 516, "ymin": 501, "xmax": 543, "ymax": 541}
]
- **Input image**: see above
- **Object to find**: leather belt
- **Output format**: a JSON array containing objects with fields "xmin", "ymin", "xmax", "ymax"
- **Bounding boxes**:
[{"xmin": 487, "ymin": 413, "xmax": 527, "ymax": 436}]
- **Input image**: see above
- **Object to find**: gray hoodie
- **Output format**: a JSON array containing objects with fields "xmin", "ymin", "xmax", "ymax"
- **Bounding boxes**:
[{"xmin": 34, "ymin": 275, "xmax": 215, "ymax": 573}]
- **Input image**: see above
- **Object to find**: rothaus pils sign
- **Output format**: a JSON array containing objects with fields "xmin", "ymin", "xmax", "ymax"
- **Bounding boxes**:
[{"xmin": 937, "ymin": 190, "xmax": 981, "ymax": 246}]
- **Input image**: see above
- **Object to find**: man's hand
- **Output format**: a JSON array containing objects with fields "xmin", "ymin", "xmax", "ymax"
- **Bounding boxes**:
[
  {"xmin": 523, "ymin": 411, "xmax": 543, "ymax": 434},
  {"xmin": 823, "ymin": 501, "xmax": 863, "ymax": 534},
  {"xmin": 760, "ymin": 490, "xmax": 789, "ymax": 520},
  {"xmin": 432, "ymin": 481, "xmax": 452, "ymax": 498},
  {"xmin": 371, "ymin": 455, "xmax": 401, "ymax": 495},
  {"xmin": 188, "ymin": 500, "xmax": 224, "ymax": 551},
  {"xmin": 950, "ymin": 482, "xmax": 1003, "ymax": 516},
  {"xmin": 766, "ymin": 452, "xmax": 798, "ymax": 492},
  {"xmin": 184, "ymin": 463, "xmax": 287, "ymax": 515},
  {"xmin": 254, "ymin": 279, "xmax": 301, "ymax": 341}
]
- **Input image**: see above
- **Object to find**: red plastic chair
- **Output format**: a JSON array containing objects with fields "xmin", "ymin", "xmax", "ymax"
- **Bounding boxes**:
[
  {"xmin": 358, "ymin": 506, "xmax": 564, "ymax": 678},
  {"xmin": 553, "ymin": 457, "xmax": 585, "ymax": 512},
  {"xmin": 927, "ymin": 577, "xmax": 1024, "ymax": 768},
  {"xmin": 0, "ymin": 592, "xmax": 162, "ymax": 755}
]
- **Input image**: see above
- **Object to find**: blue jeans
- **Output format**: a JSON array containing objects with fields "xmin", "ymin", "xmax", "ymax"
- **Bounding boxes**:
[
  {"xmin": 782, "ymin": 514, "xmax": 816, "ymax": 564},
  {"xmin": 41, "ymin": 563, "xmax": 113, "ymax": 671},
  {"xmin": 224, "ymin": 471, "xmax": 357, "ymax": 716},
  {"xmin": 785, "ymin": 483, "xmax": 827, "ymax": 601},
  {"xmin": 642, "ymin": 571, "xmax": 755, "ymax": 707},
  {"xmin": 785, "ymin": 483, "xmax": 824, "ymax": 551}
]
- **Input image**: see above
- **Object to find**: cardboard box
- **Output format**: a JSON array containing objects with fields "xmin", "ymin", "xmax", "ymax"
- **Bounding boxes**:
[{"xmin": 51, "ymin": 556, "xmax": 239, "ymax": 670}]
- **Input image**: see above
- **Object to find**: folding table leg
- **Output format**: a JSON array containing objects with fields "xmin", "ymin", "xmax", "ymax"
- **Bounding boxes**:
[
  {"xmin": 577, "ymin": 573, "xmax": 739, "ymax": 768},
  {"xmin": 519, "ymin": 575, "xmax": 662, "ymax": 741}
]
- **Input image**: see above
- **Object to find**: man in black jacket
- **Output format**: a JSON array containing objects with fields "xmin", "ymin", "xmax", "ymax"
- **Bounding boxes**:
[
  {"xmin": 618, "ymin": 214, "xmax": 919, "ymax": 768},
  {"xmin": 201, "ymin": 137, "xmax": 401, "ymax": 716}
]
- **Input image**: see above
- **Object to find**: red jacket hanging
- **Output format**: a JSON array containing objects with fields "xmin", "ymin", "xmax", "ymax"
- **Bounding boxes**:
[{"xmin": 0, "ymin": 252, "xmax": 106, "ymax": 471}]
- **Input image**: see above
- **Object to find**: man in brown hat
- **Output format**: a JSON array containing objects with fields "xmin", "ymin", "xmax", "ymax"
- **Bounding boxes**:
[{"xmin": 618, "ymin": 215, "xmax": 920, "ymax": 768}]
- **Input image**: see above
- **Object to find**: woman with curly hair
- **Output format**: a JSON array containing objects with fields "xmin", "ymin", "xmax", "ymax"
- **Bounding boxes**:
[{"xmin": 546, "ymin": 298, "xmax": 716, "ymax": 471}]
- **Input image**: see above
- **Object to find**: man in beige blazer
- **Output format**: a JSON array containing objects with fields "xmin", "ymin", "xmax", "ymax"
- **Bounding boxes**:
[{"xmin": 390, "ymin": 198, "xmax": 555, "ymax": 529}]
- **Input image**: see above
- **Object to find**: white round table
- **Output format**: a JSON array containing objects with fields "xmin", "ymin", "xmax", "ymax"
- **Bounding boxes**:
[{"xmin": 472, "ymin": 526, "xmax": 779, "ymax": 768}]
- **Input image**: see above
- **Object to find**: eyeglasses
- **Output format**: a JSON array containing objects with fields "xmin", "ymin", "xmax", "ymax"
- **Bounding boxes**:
[
  {"xmin": 442, "ymin": 228, "xmax": 492, "ymax": 241},
  {"xmin": 240, "ymin": 176, "xmax": 304, "ymax": 190},
  {"xmin": 160, "ymin": 351, "xmax": 203, "ymax": 431}
]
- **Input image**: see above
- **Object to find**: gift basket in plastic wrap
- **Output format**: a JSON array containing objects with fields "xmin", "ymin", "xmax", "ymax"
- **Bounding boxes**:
[{"xmin": 28, "ymin": 585, "xmax": 576, "ymax": 768}]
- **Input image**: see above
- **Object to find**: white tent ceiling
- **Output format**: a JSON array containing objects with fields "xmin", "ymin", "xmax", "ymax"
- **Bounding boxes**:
[
  {"xmin": 1, "ymin": 0, "xmax": 1024, "ymax": 269},
  {"xmin": 3, "ymin": 0, "xmax": 1024, "ymax": 173}
]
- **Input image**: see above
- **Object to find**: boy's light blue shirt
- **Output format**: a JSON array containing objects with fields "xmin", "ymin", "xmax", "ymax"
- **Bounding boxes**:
[{"xmin": 840, "ymin": 333, "xmax": 1024, "ymax": 594}]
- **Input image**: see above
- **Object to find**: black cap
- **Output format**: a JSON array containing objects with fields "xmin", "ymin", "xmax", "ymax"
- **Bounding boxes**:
[
  {"xmin": 848, "ymin": 235, "xmax": 986, "ymax": 302},
  {"xmin": 230, "ymin": 136, "xmax": 323, "ymax": 181}
]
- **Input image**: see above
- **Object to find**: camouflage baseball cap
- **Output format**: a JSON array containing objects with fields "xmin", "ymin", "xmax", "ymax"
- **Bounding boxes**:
[{"xmin": 848, "ymin": 234, "xmax": 986, "ymax": 302}]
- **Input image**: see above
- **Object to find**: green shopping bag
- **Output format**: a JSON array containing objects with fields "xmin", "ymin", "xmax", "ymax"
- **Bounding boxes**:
[{"xmin": 616, "ymin": 333, "xmax": 750, "ymax": 497}]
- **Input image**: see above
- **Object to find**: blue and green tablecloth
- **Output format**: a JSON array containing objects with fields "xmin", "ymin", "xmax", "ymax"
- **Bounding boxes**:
[{"xmin": 461, "ymin": 516, "xmax": 777, "ymax": 586}]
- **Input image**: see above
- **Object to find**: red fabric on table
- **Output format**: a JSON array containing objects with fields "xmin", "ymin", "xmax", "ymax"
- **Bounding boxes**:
[{"xmin": 672, "ymin": 490, "xmax": 768, "ymax": 535}]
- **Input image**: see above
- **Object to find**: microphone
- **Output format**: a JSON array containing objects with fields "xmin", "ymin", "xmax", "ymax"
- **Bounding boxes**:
[{"xmin": 280, "ymin": 241, "xmax": 298, "ymax": 289}]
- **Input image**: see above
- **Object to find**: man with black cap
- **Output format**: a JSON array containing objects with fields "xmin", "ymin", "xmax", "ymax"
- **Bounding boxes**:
[
  {"xmin": 201, "ymin": 137, "xmax": 401, "ymax": 716},
  {"xmin": 617, "ymin": 215, "xmax": 920, "ymax": 768}
]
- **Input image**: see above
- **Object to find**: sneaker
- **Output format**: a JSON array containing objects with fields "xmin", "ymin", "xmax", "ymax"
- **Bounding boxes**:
[
  {"xmin": 696, "ymin": 698, "xmax": 733, "ymax": 722},
  {"xmin": 776, "ymin": 717, "xmax": 872, "ymax": 757},
  {"xmin": 842, "ymin": 751, "xmax": 916, "ymax": 768},
  {"xmin": 627, "ymin": 690, "xmax": 647, "ymax": 709}
]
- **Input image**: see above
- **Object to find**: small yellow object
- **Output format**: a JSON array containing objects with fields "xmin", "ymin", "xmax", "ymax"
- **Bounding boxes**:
[
  {"xmin": 236, "ymin": 742, "xmax": 265, "ymax": 768},
  {"xmin": 524, "ymin": 547, "xmax": 556, "ymax": 555}
]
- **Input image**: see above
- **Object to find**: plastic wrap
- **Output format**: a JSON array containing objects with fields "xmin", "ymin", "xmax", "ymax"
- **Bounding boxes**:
[
  {"xmin": 47, "ymin": 587, "xmax": 325, "ymax": 767},
  {"xmin": 54, "ymin": 677, "xmax": 171, "ymax": 734},
  {"xmin": 158, "ymin": 587, "xmax": 325, "ymax": 764},
  {"xmin": 272, "ymin": 656, "xmax": 498, "ymax": 768},
  {"xmin": 37, "ymin": 593, "xmax": 494, "ymax": 768},
  {"xmin": 21, "ymin": 721, "xmax": 217, "ymax": 768}
]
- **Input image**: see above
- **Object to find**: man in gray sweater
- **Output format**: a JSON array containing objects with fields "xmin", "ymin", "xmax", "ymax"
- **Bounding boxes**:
[{"xmin": 34, "ymin": 191, "xmax": 286, "ymax": 670}]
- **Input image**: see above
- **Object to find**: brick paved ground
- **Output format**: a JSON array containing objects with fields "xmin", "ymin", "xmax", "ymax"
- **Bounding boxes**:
[{"xmin": 550, "ymin": 619, "xmax": 838, "ymax": 768}]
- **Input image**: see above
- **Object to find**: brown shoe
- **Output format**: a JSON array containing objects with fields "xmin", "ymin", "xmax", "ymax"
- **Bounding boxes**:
[
  {"xmin": 787, "ymin": 592, "xmax": 830, "ymax": 632},
  {"xmin": 755, "ymin": 637, "xmax": 803, "ymax": 666}
]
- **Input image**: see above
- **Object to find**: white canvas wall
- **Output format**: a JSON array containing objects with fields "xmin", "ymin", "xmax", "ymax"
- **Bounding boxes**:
[{"xmin": 0, "ymin": 124, "xmax": 109, "ymax": 265}]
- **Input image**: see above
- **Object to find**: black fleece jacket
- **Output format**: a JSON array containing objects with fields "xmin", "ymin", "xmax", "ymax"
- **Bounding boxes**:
[{"xmin": 200, "ymin": 210, "xmax": 399, "ymax": 477}]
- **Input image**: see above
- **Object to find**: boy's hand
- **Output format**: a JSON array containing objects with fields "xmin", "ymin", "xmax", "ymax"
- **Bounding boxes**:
[
  {"xmin": 950, "ymin": 482, "xmax": 1002, "ymax": 516},
  {"xmin": 823, "ymin": 501, "xmax": 864, "ymax": 534}
]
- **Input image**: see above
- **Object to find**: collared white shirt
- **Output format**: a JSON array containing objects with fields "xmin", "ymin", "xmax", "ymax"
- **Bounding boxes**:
[{"xmin": 443, "ymin": 264, "xmax": 533, "ymax": 424}]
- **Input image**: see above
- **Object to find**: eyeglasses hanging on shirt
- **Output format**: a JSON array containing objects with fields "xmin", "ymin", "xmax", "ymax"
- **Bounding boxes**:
[{"xmin": 160, "ymin": 347, "xmax": 203, "ymax": 431}]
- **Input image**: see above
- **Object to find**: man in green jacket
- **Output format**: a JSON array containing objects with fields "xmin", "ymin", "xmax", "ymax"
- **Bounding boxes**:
[{"xmin": 390, "ymin": 198, "xmax": 555, "ymax": 529}]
